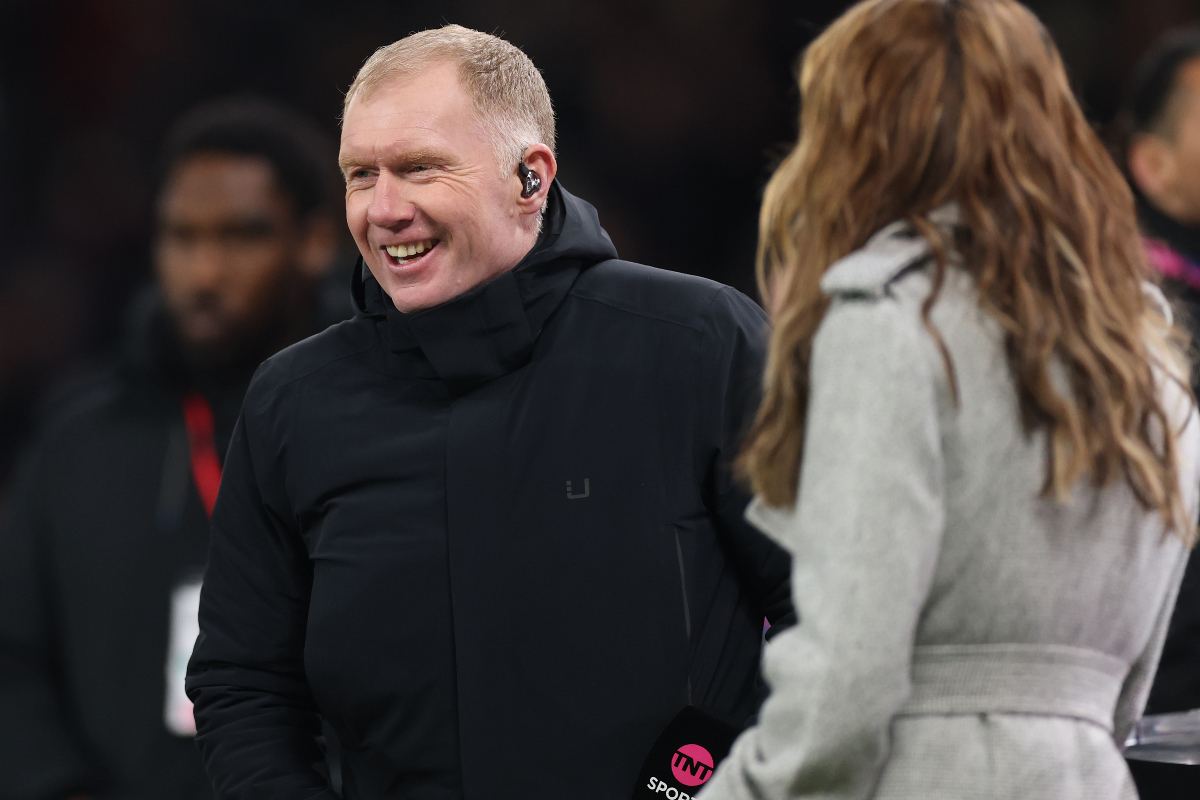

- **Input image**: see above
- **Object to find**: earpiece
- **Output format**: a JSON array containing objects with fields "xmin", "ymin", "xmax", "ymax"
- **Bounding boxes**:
[{"xmin": 517, "ymin": 162, "xmax": 541, "ymax": 198}]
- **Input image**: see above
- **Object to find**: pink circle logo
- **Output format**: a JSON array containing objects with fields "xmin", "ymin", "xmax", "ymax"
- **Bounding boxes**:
[{"xmin": 671, "ymin": 743, "xmax": 715, "ymax": 786}]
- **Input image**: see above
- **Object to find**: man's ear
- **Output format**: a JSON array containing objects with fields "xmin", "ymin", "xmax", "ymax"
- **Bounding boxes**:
[
  {"xmin": 515, "ymin": 144, "xmax": 557, "ymax": 219},
  {"xmin": 297, "ymin": 213, "xmax": 337, "ymax": 280},
  {"xmin": 1129, "ymin": 133, "xmax": 1176, "ymax": 203}
]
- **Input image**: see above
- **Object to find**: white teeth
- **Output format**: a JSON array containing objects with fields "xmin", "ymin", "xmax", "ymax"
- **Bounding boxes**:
[{"xmin": 385, "ymin": 239, "xmax": 437, "ymax": 261}]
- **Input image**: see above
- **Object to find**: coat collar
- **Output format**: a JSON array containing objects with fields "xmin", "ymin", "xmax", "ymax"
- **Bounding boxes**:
[
  {"xmin": 350, "ymin": 181, "xmax": 618, "ymax": 392},
  {"xmin": 820, "ymin": 205, "xmax": 961, "ymax": 299}
]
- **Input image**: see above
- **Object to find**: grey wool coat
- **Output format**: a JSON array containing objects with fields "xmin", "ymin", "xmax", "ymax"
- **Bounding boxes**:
[{"xmin": 698, "ymin": 220, "xmax": 1200, "ymax": 800}]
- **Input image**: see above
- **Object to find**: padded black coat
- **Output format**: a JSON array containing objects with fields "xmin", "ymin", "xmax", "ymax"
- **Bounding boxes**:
[{"xmin": 186, "ymin": 184, "xmax": 794, "ymax": 800}]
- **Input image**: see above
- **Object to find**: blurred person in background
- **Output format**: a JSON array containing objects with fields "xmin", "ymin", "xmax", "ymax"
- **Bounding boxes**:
[
  {"xmin": 186, "ymin": 25, "xmax": 793, "ymax": 800},
  {"xmin": 0, "ymin": 97, "xmax": 342, "ymax": 800},
  {"xmin": 1122, "ymin": 28, "xmax": 1200, "ymax": 799},
  {"xmin": 700, "ymin": 1, "xmax": 1200, "ymax": 799},
  {"xmin": 1127, "ymin": 28, "xmax": 1200, "ymax": 342}
]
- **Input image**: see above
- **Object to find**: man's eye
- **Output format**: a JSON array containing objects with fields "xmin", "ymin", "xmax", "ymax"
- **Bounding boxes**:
[
  {"xmin": 219, "ymin": 221, "xmax": 275, "ymax": 242},
  {"xmin": 351, "ymin": 169, "xmax": 371, "ymax": 180},
  {"xmin": 164, "ymin": 227, "xmax": 198, "ymax": 244},
  {"xmin": 412, "ymin": 165, "xmax": 429, "ymax": 173}
]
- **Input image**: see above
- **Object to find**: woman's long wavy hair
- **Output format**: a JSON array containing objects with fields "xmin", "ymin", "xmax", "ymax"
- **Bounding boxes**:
[{"xmin": 739, "ymin": 0, "xmax": 1195, "ymax": 541}]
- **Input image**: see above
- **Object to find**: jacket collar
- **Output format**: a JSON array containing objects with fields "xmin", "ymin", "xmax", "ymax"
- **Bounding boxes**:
[
  {"xmin": 351, "ymin": 181, "xmax": 619, "ymax": 392},
  {"xmin": 820, "ymin": 205, "xmax": 961, "ymax": 299}
]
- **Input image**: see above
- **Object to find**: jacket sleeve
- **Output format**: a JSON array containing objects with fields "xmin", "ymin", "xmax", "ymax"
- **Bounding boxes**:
[
  {"xmin": 1113, "ymin": 388, "xmax": 1199, "ymax": 744},
  {"xmin": 0, "ymin": 442, "xmax": 95, "ymax": 800},
  {"xmin": 1114, "ymin": 370, "xmax": 1200, "ymax": 741},
  {"xmin": 1114, "ymin": 547, "xmax": 1189, "ymax": 749},
  {"xmin": 1139, "ymin": 548, "xmax": 1200, "ymax": 714},
  {"xmin": 699, "ymin": 296, "xmax": 947, "ymax": 800},
  {"xmin": 185, "ymin": 387, "xmax": 336, "ymax": 800},
  {"xmin": 702, "ymin": 287, "xmax": 795, "ymax": 634}
]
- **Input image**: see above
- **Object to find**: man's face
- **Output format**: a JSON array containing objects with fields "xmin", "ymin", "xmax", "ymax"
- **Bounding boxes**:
[
  {"xmin": 1167, "ymin": 62, "xmax": 1200, "ymax": 225},
  {"xmin": 339, "ymin": 62, "xmax": 534, "ymax": 313},
  {"xmin": 1131, "ymin": 58, "xmax": 1200, "ymax": 226},
  {"xmin": 155, "ymin": 152, "xmax": 317, "ymax": 368}
]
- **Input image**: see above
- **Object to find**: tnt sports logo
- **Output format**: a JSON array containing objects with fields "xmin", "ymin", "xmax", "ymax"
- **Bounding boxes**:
[
  {"xmin": 643, "ymin": 743, "xmax": 714, "ymax": 798},
  {"xmin": 671, "ymin": 743, "xmax": 714, "ymax": 786}
]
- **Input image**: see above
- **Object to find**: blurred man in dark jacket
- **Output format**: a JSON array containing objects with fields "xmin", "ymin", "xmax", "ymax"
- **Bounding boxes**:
[
  {"xmin": 185, "ymin": 25, "xmax": 793, "ymax": 800},
  {"xmin": 1124, "ymin": 28, "xmax": 1200, "ymax": 799},
  {"xmin": 0, "ymin": 97, "xmax": 342, "ymax": 800},
  {"xmin": 1127, "ymin": 29, "xmax": 1200, "ymax": 330}
]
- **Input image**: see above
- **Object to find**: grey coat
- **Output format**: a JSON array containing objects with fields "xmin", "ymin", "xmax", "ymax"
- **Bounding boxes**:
[{"xmin": 699, "ymin": 221, "xmax": 1200, "ymax": 800}]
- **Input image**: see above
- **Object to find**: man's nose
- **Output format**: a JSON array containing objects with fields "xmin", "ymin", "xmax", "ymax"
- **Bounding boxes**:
[
  {"xmin": 366, "ymin": 170, "xmax": 416, "ymax": 228},
  {"xmin": 187, "ymin": 239, "xmax": 226, "ymax": 291}
]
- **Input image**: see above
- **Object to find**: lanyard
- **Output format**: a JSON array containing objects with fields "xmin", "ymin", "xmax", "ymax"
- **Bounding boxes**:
[{"xmin": 181, "ymin": 392, "xmax": 223, "ymax": 519}]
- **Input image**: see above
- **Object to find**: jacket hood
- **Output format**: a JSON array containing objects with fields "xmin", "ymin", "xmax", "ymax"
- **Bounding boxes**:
[{"xmin": 350, "ymin": 181, "xmax": 620, "ymax": 393}]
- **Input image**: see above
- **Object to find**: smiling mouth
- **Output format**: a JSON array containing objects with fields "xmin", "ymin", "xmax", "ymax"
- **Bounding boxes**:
[{"xmin": 383, "ymin": 238, "xmax": 439, "ymax": 267}]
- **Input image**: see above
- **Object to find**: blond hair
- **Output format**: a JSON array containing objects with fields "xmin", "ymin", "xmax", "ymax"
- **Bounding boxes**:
[
  {"xmin": 344, "ymin": 25, "xmax": 555, "ymax": 177},
  {"xmin": 739, "ymin": 0, "xmax": 1195, "ymax": 542}
]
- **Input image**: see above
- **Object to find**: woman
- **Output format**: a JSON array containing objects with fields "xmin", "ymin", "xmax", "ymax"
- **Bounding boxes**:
[{"xmin": 699, "ymin": 1, "xmax": 1200, "ymax": 798}]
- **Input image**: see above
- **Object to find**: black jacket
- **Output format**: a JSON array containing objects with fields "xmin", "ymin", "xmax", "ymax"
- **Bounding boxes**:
[
  {"xmin": 0, "ymin": 297, "xmax": 244, "ymax": 800},
  {"xmin": 186, "ymin": 184, "xmax": 794, "ymax": 800}
]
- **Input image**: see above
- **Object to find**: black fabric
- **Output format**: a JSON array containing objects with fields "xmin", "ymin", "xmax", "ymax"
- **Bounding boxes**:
[
  {"xmin": 1140, "ymin": 194, "xmax": 1200, "ymax": 266},
  {"xmin": 1128, "ymin": 759, "xmax": 1198, "ymax": 800},
  {"xmin": 0, "ymin": 290, "xmax": 341, "ymax": 800},
  {"xmin": 186, "ymin": 183, "xmax": 794, "ymax": 800}
]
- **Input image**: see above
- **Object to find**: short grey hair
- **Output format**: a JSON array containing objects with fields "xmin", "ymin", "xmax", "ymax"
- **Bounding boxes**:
[{"xmin": 344, "ymin": 25, "xmax": 555, "ymax": 178}]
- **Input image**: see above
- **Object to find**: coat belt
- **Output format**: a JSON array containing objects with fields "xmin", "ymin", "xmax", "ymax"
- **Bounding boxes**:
[{"xmin": 896, "ymin": 643, "xmax": 1128, "ymax": 732}]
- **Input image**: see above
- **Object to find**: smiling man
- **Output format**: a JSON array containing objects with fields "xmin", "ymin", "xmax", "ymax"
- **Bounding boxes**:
[{"xmin": 186, "ymin": 26, "xmax": 793, "ymax": 800}]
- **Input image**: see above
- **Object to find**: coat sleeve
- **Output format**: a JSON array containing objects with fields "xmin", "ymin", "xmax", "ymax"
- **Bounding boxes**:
[
  {"xmin": 701, "ymin": 287, "xmax": 795, "ymax": 633},
  {"xmin": 185, "ymin": 385, "xmax": 336, "ymax": 800},
  {"xmin": 0, "ymin": 442, "xmax": 96, "ymax": 800},
  {"xmin": 1114, "ymin": 547, "xmax": 1189, "ymax": 749},
  {"xmin": 699, "ymin": 296, "xmax": 947, "ymax": 800},
  {"xmin": 1114, "ymin": 373, "xmax": 1200, "ymax": 741},
  {"xmin": 1139, "ymin": 548, "xmax": 1200, "ymax": 714}
]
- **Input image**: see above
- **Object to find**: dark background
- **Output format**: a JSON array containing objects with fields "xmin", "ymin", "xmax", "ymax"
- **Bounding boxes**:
[{"xmin": 0, "ymin": 0, "xmax": 1198, "ymax": 488}]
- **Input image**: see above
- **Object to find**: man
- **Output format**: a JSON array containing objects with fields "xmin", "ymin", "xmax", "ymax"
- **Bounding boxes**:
[
  {"xmin": 1124, "ymin": 29, "xmax": 1200, "ymax": 800},
  {"xmin": 1126, "ymin": 28, "xmax": 1200, "ymax": 331},
  {"xmin": 186, "ymin": 25, "xmax": 793, "ymax": 800},
  {"xmin": 0, "ymin": 97, "xmax": 341, "ymax": 800}
]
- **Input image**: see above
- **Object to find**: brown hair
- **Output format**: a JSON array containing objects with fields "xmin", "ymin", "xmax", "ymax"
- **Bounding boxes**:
[
  {"xmin": 344, "ymin": 25, "xmax": 555, "ymax": 176},
  {"xmin": 739, "ymin": 0, "xmax": 1195, "ymax": 541}
]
